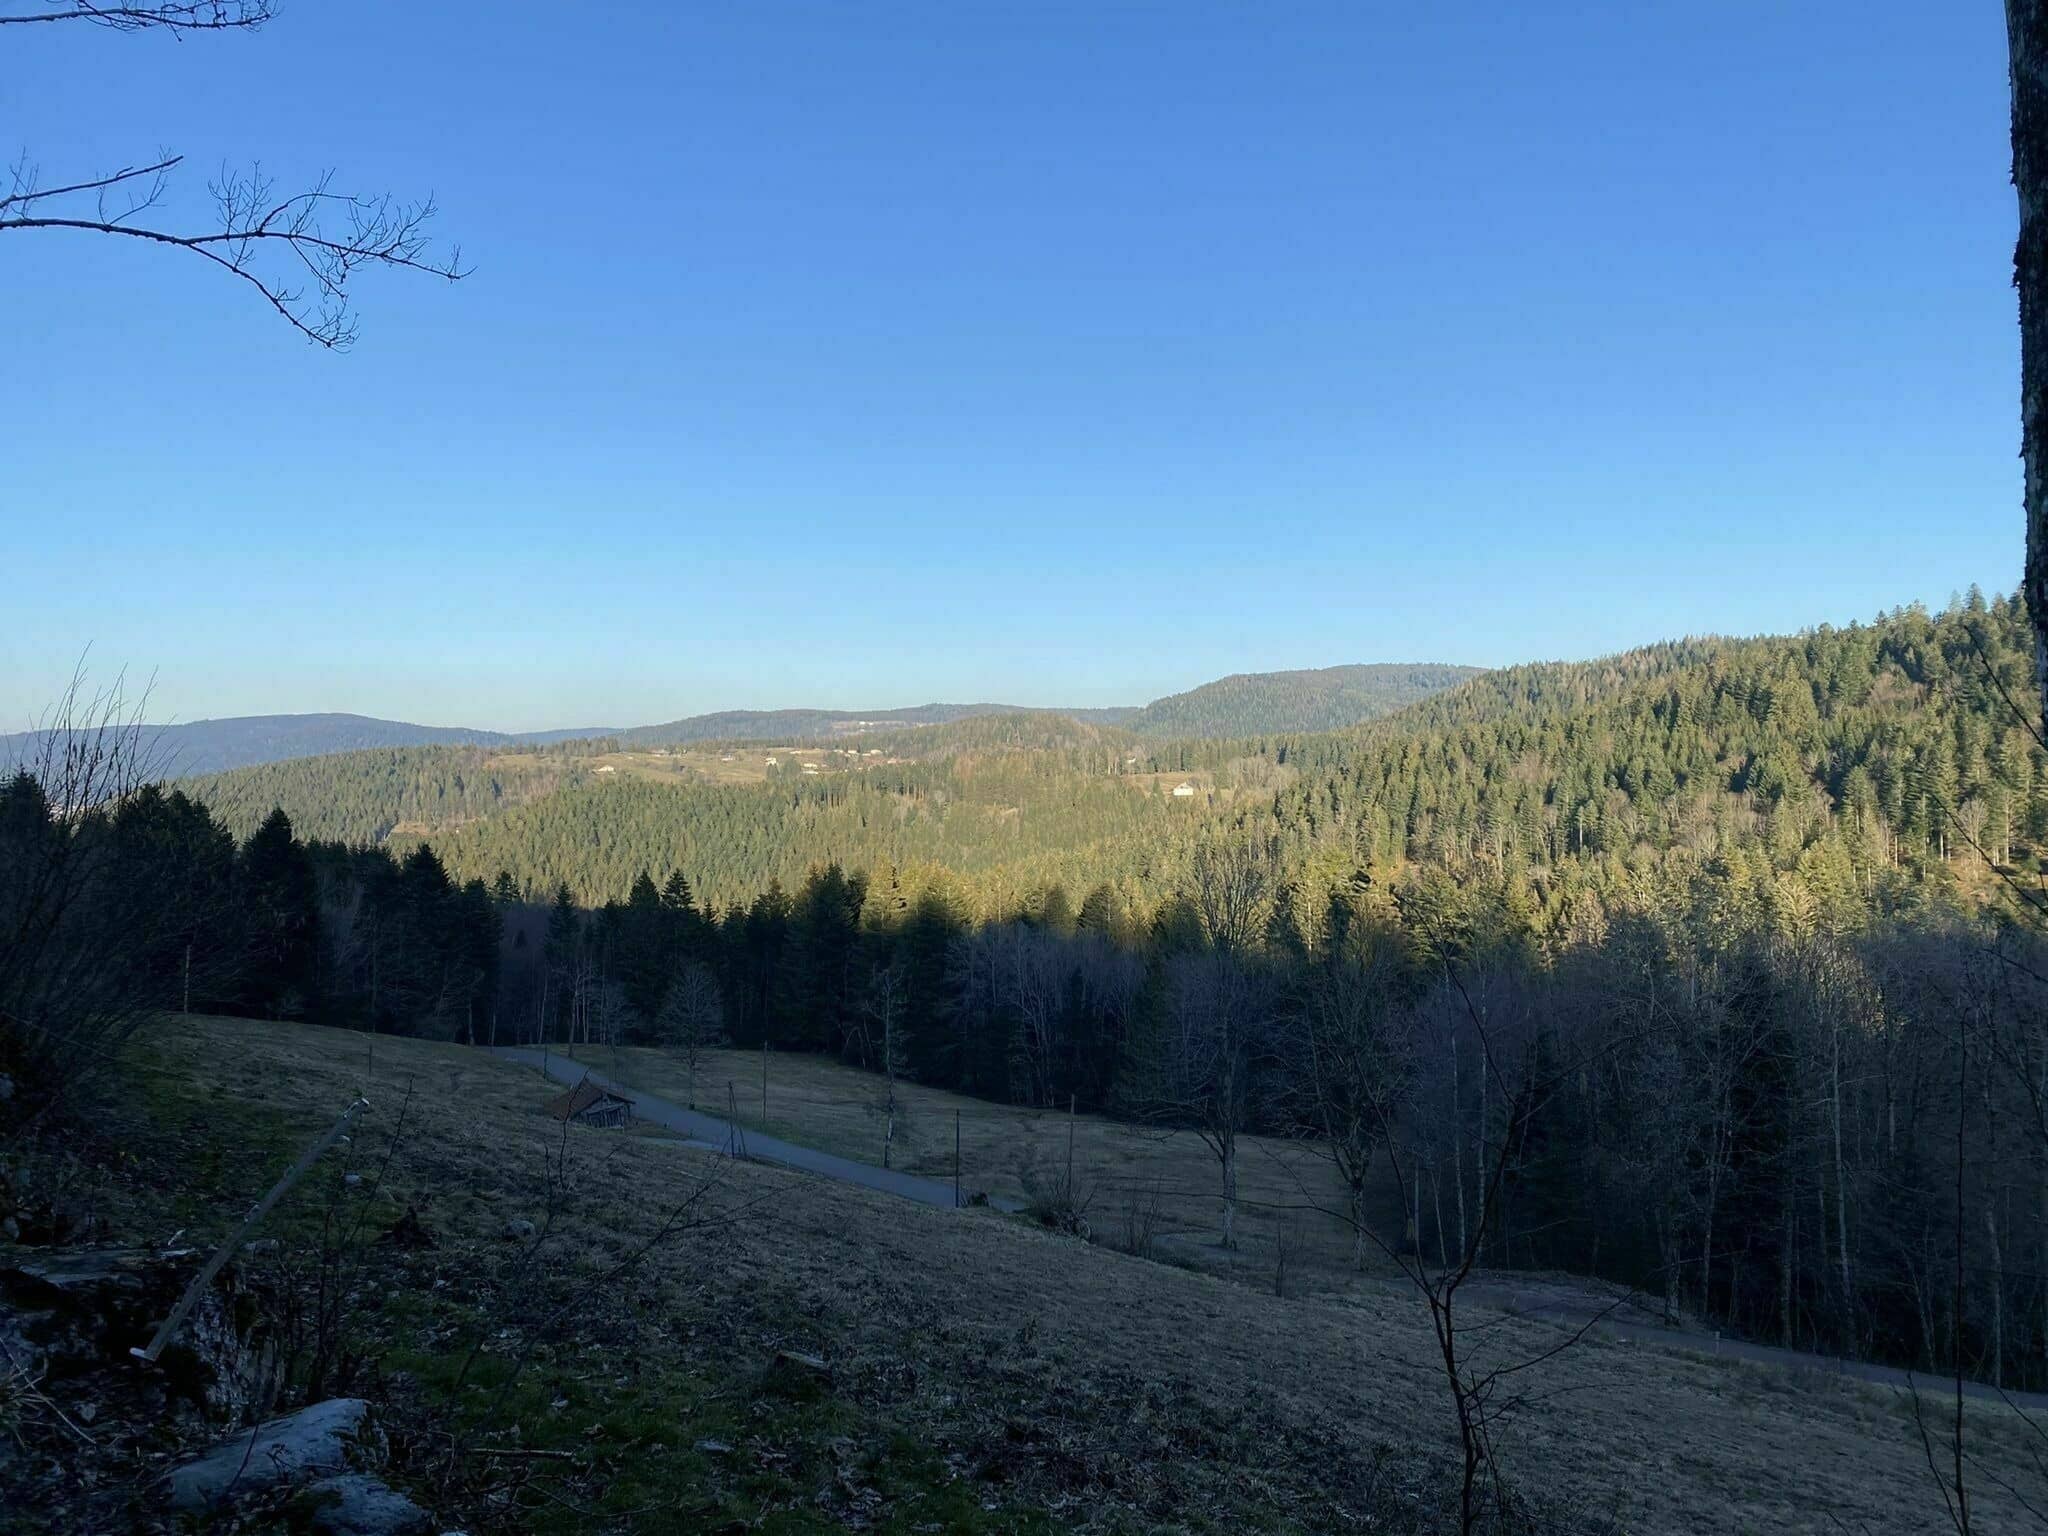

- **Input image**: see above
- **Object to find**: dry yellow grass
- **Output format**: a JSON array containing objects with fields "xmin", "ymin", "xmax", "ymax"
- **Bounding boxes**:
[{"xmin": 110, "ymin": 1016, "xmax": 2048, "ymax": 1534}]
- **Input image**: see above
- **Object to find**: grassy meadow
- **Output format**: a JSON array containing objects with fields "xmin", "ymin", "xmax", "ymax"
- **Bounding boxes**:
[
  {"xmin": 29, "ymin": 1013, "xmax": 2043, "ymax": 1534},
  {"xmin": 559, "ymin": 1041, "xmax": 1389, "ymax": 1291}
]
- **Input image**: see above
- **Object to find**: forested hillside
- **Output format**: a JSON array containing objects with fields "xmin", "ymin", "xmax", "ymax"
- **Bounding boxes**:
[
  {"xmin": 181, "ymin": 716, "xmax": 1228, "ymax": 913},
  {"xmin": 1121, "ymin": 662, "xmax": 1481, "ymax": 737},
  {"xmin": 97, "ymin": 658, "xmax": 1477, "ymax": 786},
  {"xmin": 177, "ymin": 595, "xmax": 2048, "ymax": 932},
  {"xmin": 0, "ymin": 712, "xmax": 539, "ymax": 778},
  {"xmin": 1229, "ymin": 590, "xmax": 2042, "ymax": 939},
  {"xmin": 179, "ymin": 745, "xmax": 592, "ymax": 845},
  {"xmin": 433, "ymin": 750, "xmax": 1209, "ymax": 914},
  {"xmin": 613, "ymin": 701, "xmax": 1025, "ymax": 746},
  {"xmin": 23, "ymin": 589, "xmax": 2048, "ymax": 1412}
]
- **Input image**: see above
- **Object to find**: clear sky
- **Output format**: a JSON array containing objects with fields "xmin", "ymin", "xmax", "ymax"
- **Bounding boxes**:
[{"xmin": 0, "ymin": 3, "xmax": 2023, "ymax": 731}]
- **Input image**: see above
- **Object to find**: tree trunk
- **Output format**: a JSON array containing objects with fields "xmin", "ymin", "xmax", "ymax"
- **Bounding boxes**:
[
  {"xmin": 1221, "ymin": 1139, "xmax": 1238, "ymax": 1251},
  {"xmin": 1987, "ymin": 1202, "xmax": 2007, "ymax": 1389},
  {"xmin": 2012, "ymin": 0, "xmax": 2048, "ymax": 714},
  {"xmin": 1781, "ymin": 1193, "xmax": 1796, "ymax": 1347},
  {"xmin": 1833, "ymin": 1021, "xmax": 1854, "ymax": 1321},
  {"xmin": 1450, "ymin": 1039, "xmax": 1467, "ymax": 1261}
]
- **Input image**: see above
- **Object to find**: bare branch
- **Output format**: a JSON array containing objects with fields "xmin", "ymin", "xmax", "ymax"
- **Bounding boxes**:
[
  {"xmin": 0, "ymin": 1, "xmax": 272, "ymax": 32},
  {"xmin": 0, "ymin": 160, "xmax": 468, "ymax": 347}
]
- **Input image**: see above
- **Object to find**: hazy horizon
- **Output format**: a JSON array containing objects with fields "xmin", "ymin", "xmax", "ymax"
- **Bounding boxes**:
[{"xmin": 5, "ymin": 583, "xmax": 2010, "ymax": 736}]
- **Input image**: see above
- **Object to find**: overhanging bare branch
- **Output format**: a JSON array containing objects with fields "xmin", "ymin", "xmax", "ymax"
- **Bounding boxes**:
[
  {"xmin": 0, "ymin": 159, "xmax": 469, "ymax": 347},
  {"xmin": 0, "ymin": 1, "xmax": 271, "ymax": 30}
]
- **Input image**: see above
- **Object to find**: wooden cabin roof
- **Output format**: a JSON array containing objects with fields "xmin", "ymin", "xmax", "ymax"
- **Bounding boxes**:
[{"xmin": 544, "ymin": 1076, "xmax": 634, "ymax": 1120}]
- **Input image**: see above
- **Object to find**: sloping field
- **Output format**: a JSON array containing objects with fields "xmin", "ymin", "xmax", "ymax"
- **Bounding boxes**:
[
  {"xmin": 558, "ymin": 1041, "xmax": 1381, "ymax": 1287},
  {"xmin": 58, "ymin": 1016, "xmax": 2048, "ymax": 1534}
]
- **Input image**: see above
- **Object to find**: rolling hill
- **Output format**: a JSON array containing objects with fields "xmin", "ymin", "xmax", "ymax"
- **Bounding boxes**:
[
  {"xmin": 163, "ymin": 596, "xmax": 2046, "ymax": 928},
  {"xmin": 0, "ymin": 711, "xmax": 610, "ymax": 778},
  {"xmin": 29, "ymin": 660, "xmax": 1477, "ymax": 780},
  {"xmin": 1117, "ymin": 661, "xmax": 1481, "ymax": 737},
  {"xmin": 611, "ymin": 702, "xmax": 1034, "ymax": 746}
]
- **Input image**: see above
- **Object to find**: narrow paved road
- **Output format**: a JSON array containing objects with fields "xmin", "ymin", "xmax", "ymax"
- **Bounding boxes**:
[{"xmin": 495, "ymin": 1048, "xmax": 971, "ymax": 1209}]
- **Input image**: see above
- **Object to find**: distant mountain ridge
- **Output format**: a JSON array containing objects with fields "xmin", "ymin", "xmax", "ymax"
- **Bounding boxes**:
[
  {"xmin": 613, "ymin": 703, "xmax": 1030, "ymax": 747},
  {"xmin": 4, "ymin": 662, "xmax": 1478, "ymax": 776},
  {"xmin": 1116, "ymin": 662, "xmax": 1481, "ymax": 737},
  {"xmin": 1, "ymin": 713, "xmax": 501, "ymax": 779}
]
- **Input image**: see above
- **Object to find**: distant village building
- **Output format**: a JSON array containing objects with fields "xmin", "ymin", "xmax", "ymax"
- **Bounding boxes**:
[
  {"xmin": 544, "ymin": 1076, "xmax": 634, "ymax": 1129},
  {"xmin": 1171, "ymin": 780, "xmax": 1198, "ymax": 798}
]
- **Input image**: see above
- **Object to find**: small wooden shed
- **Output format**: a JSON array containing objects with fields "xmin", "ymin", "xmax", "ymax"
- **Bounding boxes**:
[{"xmin": 545, "ymin": 1076, "xmax": 634, "ymax": 1129}]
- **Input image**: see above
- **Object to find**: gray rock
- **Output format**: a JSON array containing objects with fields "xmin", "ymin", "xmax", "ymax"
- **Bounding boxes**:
[
  {"xmin": 168, "ymin": 1397, "xmax": 379, "ymax": 1509},
  {"xmin": 304, "ymin": 1473, "xmax": 431, "ymax": 1536},
  {"xmin": 2, "ymin": 1247, "xmax": 280, "ymax": 1421},
  {"xmin": 500, "ymin": 1219, "xmax": 535, "ymax": 1241}
]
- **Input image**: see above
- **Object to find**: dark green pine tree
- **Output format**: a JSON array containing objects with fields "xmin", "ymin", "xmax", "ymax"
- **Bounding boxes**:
[
  {"xmin": 619, "ymin": 869, "xmax": 671, "ymax": 1028},
  {"xmin": 781, "ymin": 864, "xmax": 866, "ymax": 1054},
  {"xmin": 899, "ymin": 886, "xmax": 964, "ymax": 1083},
  {"xmin": 238, "ymin": 808, "xmax": 322, "ymax": 1020}
]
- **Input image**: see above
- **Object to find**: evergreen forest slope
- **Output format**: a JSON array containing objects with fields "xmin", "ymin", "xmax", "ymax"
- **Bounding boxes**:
[
  {"xmin": 0, "ymin": 712, "xmax": 563, "ymax": 778},
  {"xmin": 173, "ymin": 593, "xmax": 2043, "ymax": 931},
  {"xmin": 68, "ymin": 658, "xmax": 1479, "ymax": 781},
  {"xmin": 1119, "ymin": 661, "xmax": 1481, "ymax": 737}
]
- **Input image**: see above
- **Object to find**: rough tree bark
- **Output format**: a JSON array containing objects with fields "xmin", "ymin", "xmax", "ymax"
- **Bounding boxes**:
[{"xmin": 2012, "ymin": 0, "xmax": 2048, "ymax": 716}]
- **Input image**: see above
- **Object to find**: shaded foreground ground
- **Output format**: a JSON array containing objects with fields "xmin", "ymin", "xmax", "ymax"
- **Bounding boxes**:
[
  {"xmin": 17, "ymin": 1015, "xmax": 2048, "ymax": 1533},
  {"xmin": 543, "ymin": 1044, "xmax": 2048, "ymax": 1417}
]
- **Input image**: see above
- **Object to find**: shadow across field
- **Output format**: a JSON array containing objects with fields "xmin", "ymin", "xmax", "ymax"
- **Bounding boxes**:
[
  {"xmin": 550, "ymin": 1042, "xmax": 1388, "ymax": 1288},
  {"xmin": 79, "ymin": 1017, "xmax": 2048, "ymax": 1535}
]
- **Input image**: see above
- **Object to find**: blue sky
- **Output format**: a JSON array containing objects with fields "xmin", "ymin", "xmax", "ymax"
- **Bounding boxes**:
[{"xmin": 0, "ymin": 3, "xmax": 2022, "ymax": 731}]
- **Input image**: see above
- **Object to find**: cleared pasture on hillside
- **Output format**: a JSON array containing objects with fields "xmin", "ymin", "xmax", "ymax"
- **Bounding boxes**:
[
  {"xmin": 561, "ymin": 1044, "xmax": 1448, "ymax": 1290},
  {"xmin": 100, "ymin": 1015, "xmax": 2048, "ymax": 1534}
]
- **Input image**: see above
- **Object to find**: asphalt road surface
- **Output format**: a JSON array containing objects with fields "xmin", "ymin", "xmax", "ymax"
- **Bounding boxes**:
[{"xmin": 495, "ymin": 1048, "xmax": 974, "ymax": 1209}]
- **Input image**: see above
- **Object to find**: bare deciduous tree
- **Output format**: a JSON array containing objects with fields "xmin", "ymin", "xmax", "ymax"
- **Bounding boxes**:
[
  {"xmin": 856, "ymin": 958, "xmax": 910, "ymax": 1167},
  {"xmin": 1, "ymin": 1, "xmax": 464, "ymax": 346},
  {"xmin": 1289, "ymin": 948, "xmax": 1406, "ymax": 1268},
  {"xmin": 1122, "ymin": 948, "xmax": 1277, "ymax": 1250},
  {"xmin": 655, "ymin": 962, "xmax": 725, "ymax": 1109},
  {"xmin": 1189, "ymin": 831, "xmax": 1275, "ymax": 958},
  {"xmin": 1363, "ymin": 963, "xmax": 1621, "ymax": 1536}
]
